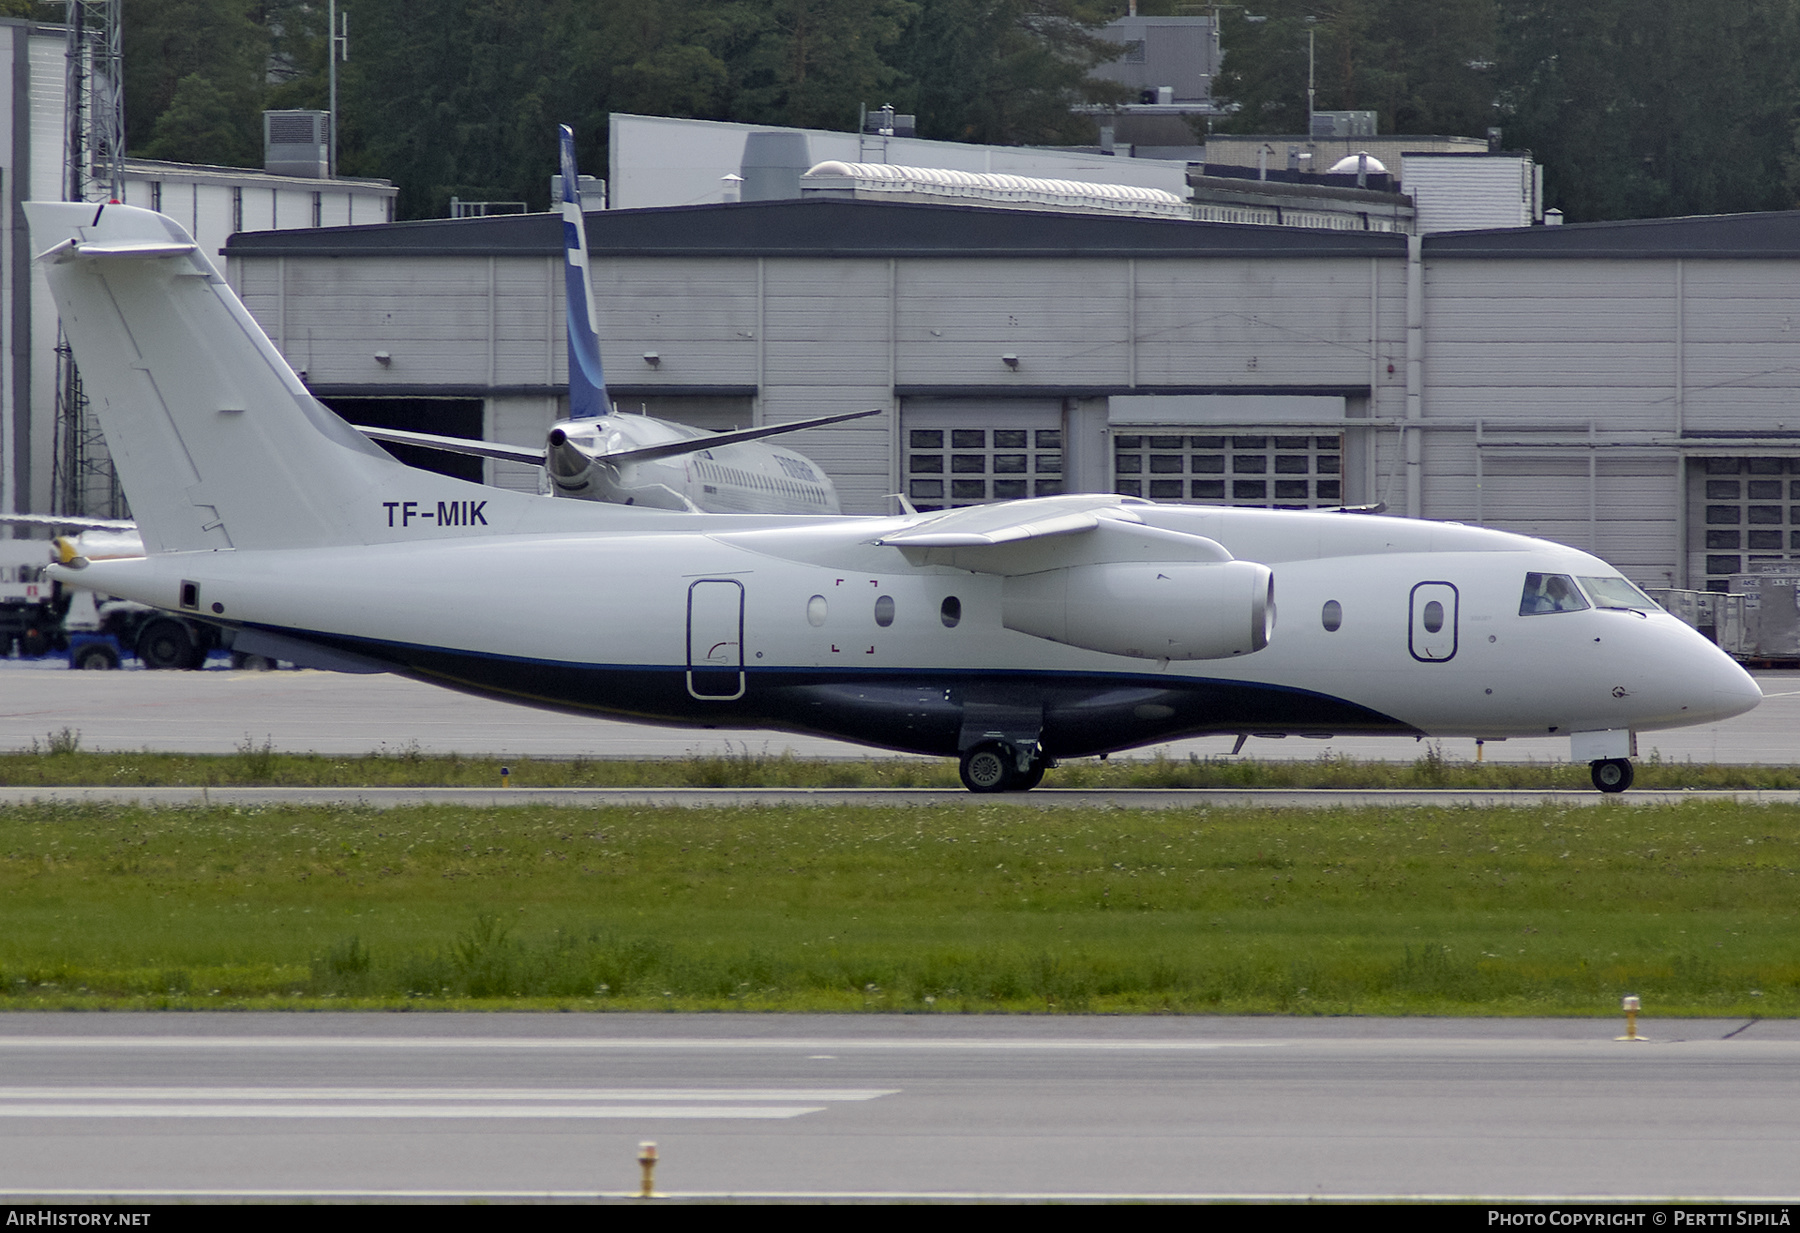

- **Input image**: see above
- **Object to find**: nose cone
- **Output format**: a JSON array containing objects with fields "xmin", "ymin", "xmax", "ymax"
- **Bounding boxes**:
[
  {"xmin": 1621, "ymin": 615, "xmax": 1762, "ymax": 732},
  {"xmin": 1661, "ymin": 624, "xmax": 1762, "ymax": 725},
  {"xmin": 1710, "ymin": 655, "xmax": 1764, "ymax": 723}
]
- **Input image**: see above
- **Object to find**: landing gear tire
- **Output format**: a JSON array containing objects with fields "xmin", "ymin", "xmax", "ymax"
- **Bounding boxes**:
[
  {"xmin": 137, "ymin": 618, "xmax": 197, "ymax": 670},
  {"xmin": 1012, "ymin": 762, "xmax": 1047, "ymax": 792},
  {"xmin": 230, "ymin": 652, "xmax": 275, "ymax": 671},
  {"xmin": 1591, "ymin": 758, "xmax": 1634, "ymax": 794},
  {"xmin": 73, "ymin": 644, "xmax": 119, "ymax": 670},
  {"xmin": 959, "ymin": 743, "xmax": 1015, "ymax": 793}
]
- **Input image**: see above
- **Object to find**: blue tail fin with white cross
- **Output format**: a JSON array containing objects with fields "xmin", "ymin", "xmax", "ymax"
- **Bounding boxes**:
[{"xmin": 560, "ymin": 125, "xmax": 610, "ymax": 420}]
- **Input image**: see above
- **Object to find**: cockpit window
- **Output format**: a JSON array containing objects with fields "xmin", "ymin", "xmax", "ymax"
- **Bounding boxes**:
[
  {"xmin": 1519, "ymin": 573, "xmax": 1590, "ymax": 615},
  {"xmin": 1578, "ymin": 575, "xmax": 1660, "ymax": 611}
]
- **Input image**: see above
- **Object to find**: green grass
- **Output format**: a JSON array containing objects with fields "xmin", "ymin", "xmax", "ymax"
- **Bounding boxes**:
[
  {"xmin": 2, "ymin": 798, "xmax": 1796, "ymax": 1015},
  {"xmin": 7, "ymin": 739, "xmax": 1800, "ymax": 790}
]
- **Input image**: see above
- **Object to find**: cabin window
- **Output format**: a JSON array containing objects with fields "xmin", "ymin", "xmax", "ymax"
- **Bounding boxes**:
[
  {"xmin": 1422, "ymin": 600, "xmax": 1444, "ymax": 633},
  {"xmin": 1519, "ymin": 573, "xmax": 1588, "ymax": 615},
  {"xmin": 807, "ymin": 595, "xmax": 828, "ymax": 627},
  {"xmin": 874, "ymin": 595, "xmax": 895, "ymax": 627},
  {"xmin": 940, "ymin": 596, "xmax": 962, "ymax": 628},
  {"xmin": 1321, "ymin": 599, "xmax": 1342, "ymax": 631}
]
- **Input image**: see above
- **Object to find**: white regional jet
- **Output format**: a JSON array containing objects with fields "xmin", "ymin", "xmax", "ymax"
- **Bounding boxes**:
[
  {"xmin": 25, "ymin": 199, "xmax": 1761, "ymax": 792},
  {"xmin": 356, "ymin": 125, "xmax": 878, "ymax": 514}
]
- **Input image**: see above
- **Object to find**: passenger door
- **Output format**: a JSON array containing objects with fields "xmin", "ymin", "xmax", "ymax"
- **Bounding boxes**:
[
  {"xmin": 686, "ymin": 579, "xmax": 745, "ymax": 700},
  {"xmin": 1409, "ymin": 581, "xmax": 1459, "ymax": 662}
]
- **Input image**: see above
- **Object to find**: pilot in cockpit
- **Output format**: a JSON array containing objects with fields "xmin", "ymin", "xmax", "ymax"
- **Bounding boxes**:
[{"xmin": 1520, "ymin": 572, "xmax": 1586, "ymax": 615}]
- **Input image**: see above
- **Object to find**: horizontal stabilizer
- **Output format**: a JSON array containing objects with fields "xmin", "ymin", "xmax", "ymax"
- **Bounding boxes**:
[
  {"xmin": 356, "ymin": 425, "xmax": 546, "ymax": 466},
  {"xmin": 38, "ymin": 237, "xmax": 196, "ymax": 263},
  {"xmin": 599, "ymin": 408, "xmax": 883, "ymax": 467}
]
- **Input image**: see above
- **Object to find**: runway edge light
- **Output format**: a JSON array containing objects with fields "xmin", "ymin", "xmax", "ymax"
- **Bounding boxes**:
[
  {"xmin": 638, "ymin": 1141, "xmax": 659, "ymax": 1199},
  {"xmin": 1616, "ymin": 994, "xmax": 1648, "ymax": 1042}
]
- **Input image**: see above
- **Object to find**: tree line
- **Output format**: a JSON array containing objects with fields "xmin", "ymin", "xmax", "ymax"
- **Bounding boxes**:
[{"xmin": 89, "ymin": 0, "xmax": 1800, "ymax": 222}]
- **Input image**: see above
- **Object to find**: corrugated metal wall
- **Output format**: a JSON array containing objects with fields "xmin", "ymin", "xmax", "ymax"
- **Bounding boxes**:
[{"xmin": 229, "ymin": 235, "xmax": 1800, "ymax": 589}]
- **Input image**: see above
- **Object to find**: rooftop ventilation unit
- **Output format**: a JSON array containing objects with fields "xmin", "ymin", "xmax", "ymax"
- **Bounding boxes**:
[
  {"xmin": 550, "ymin": 173, "xmax": 606, "ymax": 207},
  {"xmin": 741, "ymin": 131, "xmax": 812, "ymax": 202},
  {"xmin": 264, "ymin": 110, "xmax": 329, "ymax": 178},
  {"xmin": 1310, "ymin": 111, "xmax": 1377, "ymax": 139}
]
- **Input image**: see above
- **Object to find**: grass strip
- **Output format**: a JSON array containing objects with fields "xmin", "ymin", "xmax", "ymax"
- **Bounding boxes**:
[
  {"xmin": 5, "ymin": 736, "xmax": 1800, "ymax": 790},
  {"xmin": 2, "ymin": 798, "xmax": 1795, "ymax": 1015}
]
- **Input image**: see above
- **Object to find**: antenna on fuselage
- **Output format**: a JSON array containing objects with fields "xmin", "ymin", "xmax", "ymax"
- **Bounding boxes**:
[{"xmin": 558, "ymin": 125, "xmax": 610, "ymax": 420}]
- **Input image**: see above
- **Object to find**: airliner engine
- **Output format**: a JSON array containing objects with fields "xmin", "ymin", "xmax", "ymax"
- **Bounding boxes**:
[{"xmin": 1001, "ymin": 560, "xmax": 1275, "ymax": 660}]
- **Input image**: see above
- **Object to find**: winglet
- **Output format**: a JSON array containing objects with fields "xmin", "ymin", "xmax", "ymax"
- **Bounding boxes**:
[{"xmin": 560, "ymin": 125, "xmax": 610, "ymax": 419}]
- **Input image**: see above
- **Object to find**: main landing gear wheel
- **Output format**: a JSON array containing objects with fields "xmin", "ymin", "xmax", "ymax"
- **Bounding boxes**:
[
  {"xmin": 960, "ymin": 743, "xmax": 1015, "ymax": 793},
  {"xmin": 1591, "ymin": 758, "xmax": 1634, "ymax": 794}
]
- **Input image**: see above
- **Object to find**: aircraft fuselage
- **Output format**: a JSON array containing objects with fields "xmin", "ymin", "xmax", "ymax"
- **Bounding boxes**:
[{"xmin": 67, "ymin": 504, "xmax": 1759, "ymax": 760}]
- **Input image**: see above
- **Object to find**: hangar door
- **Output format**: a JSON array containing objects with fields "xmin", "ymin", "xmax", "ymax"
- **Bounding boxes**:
[
  {"xmin": 901, "ymin": 399, "xmax": 1063, "ymax": 512},
  {"xmin": 322, "ymin": 397, "xmax": 484, "ymax": 482},
  {"xmin": 1108, "ymin": 395, "xmax": 1347, "ymax": 510},
  {"xmin": 1690, "ymin": 456, "xmax": 1800, "ymax": 592}
]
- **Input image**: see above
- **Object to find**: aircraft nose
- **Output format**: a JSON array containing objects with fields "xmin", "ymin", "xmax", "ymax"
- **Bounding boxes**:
[
  {"xmin": 1634, "ymin": 617, "xmax": 1763, "ymax": 728},
  {"xmin": 1710, "ymin": 657, "xmax": 1763, "ymax": 722}
]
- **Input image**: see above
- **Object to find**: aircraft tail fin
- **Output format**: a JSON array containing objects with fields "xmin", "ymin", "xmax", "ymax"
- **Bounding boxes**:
[
  {"xmin": 26, "ymin": 201, "xmax": 568, "ymax": 554},
  {"xmin": 560, "ymin": 125, "xmax": 610, "ymax": 419}
]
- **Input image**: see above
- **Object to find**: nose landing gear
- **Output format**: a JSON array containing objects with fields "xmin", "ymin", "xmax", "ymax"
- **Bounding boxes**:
[{"xmin": 1590, "ymin": 758, "xmax": 1634, "ymax": 793}]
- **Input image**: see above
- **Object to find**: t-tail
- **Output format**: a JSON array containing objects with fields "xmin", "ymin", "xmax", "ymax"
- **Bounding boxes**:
[
  {"xmin": 560, "ymin": 125, "xmax": 610, "ymax": 419},
  {"xmin": 24, "ymin": 200, "xmax": 616, "ymax": 558}
]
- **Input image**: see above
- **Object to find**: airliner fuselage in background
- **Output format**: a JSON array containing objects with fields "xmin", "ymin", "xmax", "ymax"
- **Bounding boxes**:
[{"xmin": 24, "ymin": 200, "xmax": 1761, "ymax": 792}]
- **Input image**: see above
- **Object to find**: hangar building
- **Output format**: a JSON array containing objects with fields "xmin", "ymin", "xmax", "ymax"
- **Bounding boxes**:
[{"xmin": 223, "ymin": 199, "xmax": 1800, "ymax": 596}]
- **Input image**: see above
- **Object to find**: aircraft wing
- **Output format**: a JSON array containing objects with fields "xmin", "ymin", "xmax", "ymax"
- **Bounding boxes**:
[
  {"xmin": 876, "ymin": 500, "xmax": 1108, "ymax": 547},
  {"xmin": 876, "ymin": 495, "xmax": 1233, "ymax": 575},
  {"xmin": 0, "ymin": 512, "xmax": 137, "ymax": 532},
  {"xmin": 599, "ymin": 408, "xmax": 883, "ymax": 467},
  {"xmin": 354, "ymin": 426, "xmax": 547, "ymax": 466}
]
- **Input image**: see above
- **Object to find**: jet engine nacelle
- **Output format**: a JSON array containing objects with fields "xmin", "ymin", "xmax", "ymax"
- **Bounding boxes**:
[{"xmin": 1001, "ymin": 560, "xmax": 1275, "ymax": 660}]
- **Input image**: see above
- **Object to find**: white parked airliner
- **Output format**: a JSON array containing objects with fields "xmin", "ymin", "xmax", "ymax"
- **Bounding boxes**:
[
  {"xmin": 24, "ymin": 198, "xmax": 1761, "ymax": 792},
  {"xmin": 356, "ymin": 125, "xmax": 878, "ymax": 514}
]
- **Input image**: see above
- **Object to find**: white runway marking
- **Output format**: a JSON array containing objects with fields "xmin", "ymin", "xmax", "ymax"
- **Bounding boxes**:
[
  {"xmin": 5, "ymin": 1189, "xmax": 1797, "ymax": 1203},
  {"xmin": 0, "ymin": 1086, "xmax": 895, "ymax": 1120},
  {"xmin": 0, "ymin": 1086, "xmax": 897, "ymax": 1101},
  {"xmin": 0, "ymin": 1035, "xmax": 1287, "ymax": 1052},
  {"xmin": 0, "ymin": 1104, "xmax": 830, "ymax": 1119}
]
